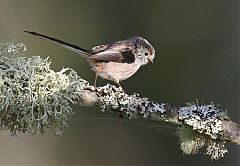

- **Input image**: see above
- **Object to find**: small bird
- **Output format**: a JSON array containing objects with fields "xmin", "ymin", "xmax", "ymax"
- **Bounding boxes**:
[{"xmin": 24, "ymin": 31, "xmax": 155, "ymax": 87}]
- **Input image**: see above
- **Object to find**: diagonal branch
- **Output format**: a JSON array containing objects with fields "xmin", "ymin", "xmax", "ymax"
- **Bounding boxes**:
[
  {"xmin": 0, "ymin": 42, "xmax": 239, "ymax": 160},
  {"xmin": 79, "ymin": 85, "xmax": 240, "ymax": 146}
]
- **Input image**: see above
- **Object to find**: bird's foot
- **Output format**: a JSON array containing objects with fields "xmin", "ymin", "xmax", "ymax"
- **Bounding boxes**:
[
  {"xmin": 84, "ymin": 85, "xmax": 96, "ymax": 91},
  {"xmin": 117, "ymin": 83, "xmax": 125, "ymax": 92}
]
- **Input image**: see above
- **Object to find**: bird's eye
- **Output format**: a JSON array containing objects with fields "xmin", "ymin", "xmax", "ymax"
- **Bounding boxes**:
[{"xmin": 145, "ymin": 52, "xmax": 148, "ymax": 56}]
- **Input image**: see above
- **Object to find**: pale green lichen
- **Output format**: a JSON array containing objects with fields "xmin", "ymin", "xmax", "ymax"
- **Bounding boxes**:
[
  {"xmin": 178, "ymin": 125, "xmax": 228, "ymax": 160},
  {"xmin": 178, "ymin": 125, "xmax": 205, "ymax": 155},
  {"xmin": 0, "ymin": 43, "xmax": 87, "ymax": 135}
]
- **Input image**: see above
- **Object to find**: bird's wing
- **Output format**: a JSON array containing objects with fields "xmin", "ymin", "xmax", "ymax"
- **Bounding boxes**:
[
  {"xmin": 91, "ymin": 44, "xmax": 110, "ymax": 54},
  {"xmin": 24, "ymin": 31, "xmax": 91, "ymax": 57},
  {"xmin": 88, "ymin": 48, "xmax": 135, "ymax": 63}
]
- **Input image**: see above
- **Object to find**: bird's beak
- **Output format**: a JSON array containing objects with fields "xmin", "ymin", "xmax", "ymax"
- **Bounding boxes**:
[{"xmin": 149, "ymin": 58, "xmax": 153, "ymax": 63}]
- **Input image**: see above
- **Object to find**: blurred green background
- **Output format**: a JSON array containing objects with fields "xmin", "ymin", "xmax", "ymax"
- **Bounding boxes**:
[{"xmin": 0, "ymin": 0, "xmax": 239, "ymax": 165}]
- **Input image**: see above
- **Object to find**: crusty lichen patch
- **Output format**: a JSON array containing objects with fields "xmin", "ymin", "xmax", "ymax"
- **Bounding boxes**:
[
  {"xmin": 0, "ymin": 43, "xmax": 87, "ymax": 135},
  {"xmin": 178, "ymin": 102, "xmax": 228, "ymax": 139},
  {"xmin": 95, "ymin": 84, "xmax": 166, "ymax": 119},
  {"xmin": 206, "ymin": 140, "xmax": 228, "ymax": 160},
  {"xmin": 178, "ymin": 102, "xmax": 229, "ymax": 159}
]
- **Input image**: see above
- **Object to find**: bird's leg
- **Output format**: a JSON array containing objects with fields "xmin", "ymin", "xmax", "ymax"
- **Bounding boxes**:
[
  {"xmin": 117, "ymin": 82, "xmax": 124, "ymax": 92},
  {"xmin": 118, "ymin": 83, "xmax": 122, "ymax": 88},
  {"xmin": 94, "ymin": 75, "xmax": 98, "ymax": 87},
  {"xmin": 118, "ymin": 82, "xmax": 122, "ymax": 88}
]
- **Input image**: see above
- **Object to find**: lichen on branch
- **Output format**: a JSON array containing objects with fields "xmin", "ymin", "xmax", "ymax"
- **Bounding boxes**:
[{"xmin": 0, "ymin": 43, "xmax": 239, "ymax": 160}]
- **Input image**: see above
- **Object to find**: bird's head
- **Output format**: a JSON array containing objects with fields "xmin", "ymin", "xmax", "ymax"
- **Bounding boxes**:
[{"xmin": 132, "ymin": 37, "xmax": 155, "ymax": 66}]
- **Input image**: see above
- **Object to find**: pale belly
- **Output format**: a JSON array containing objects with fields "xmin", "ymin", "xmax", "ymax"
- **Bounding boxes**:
[{"xmin": 92, "ymin": 62, "xmax": 141, "ymax": 83}]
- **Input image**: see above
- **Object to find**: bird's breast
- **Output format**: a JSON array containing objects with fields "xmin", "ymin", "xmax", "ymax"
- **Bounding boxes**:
[{"xmin": 89, "ymin": 60, "xmax": 141, "ymax": 83}]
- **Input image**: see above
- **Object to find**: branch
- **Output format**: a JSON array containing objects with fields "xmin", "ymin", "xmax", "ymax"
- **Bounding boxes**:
[
  {"xmin": 80, "ymin": 86, "xmax": 240, "ymax": 144},
  {"xmin": 0, "ymin": 43, "xmax": 239, "ymax": 160}
]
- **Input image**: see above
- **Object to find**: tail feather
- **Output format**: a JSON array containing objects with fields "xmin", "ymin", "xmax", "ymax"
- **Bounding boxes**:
[{"xmin": 24, "ymin": 31, "xmax": 90, "ymax": 57}]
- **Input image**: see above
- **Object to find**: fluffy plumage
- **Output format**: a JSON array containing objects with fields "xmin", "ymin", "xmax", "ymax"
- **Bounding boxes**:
[{"xmin": 24, "ymin": 31, "xmax": 155, "ymax": 87}]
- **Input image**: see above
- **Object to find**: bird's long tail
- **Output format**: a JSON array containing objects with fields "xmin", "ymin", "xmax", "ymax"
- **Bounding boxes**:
[{"xmin": 24, "ymin": 31, "xmax": 91, "ymax": 57}]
